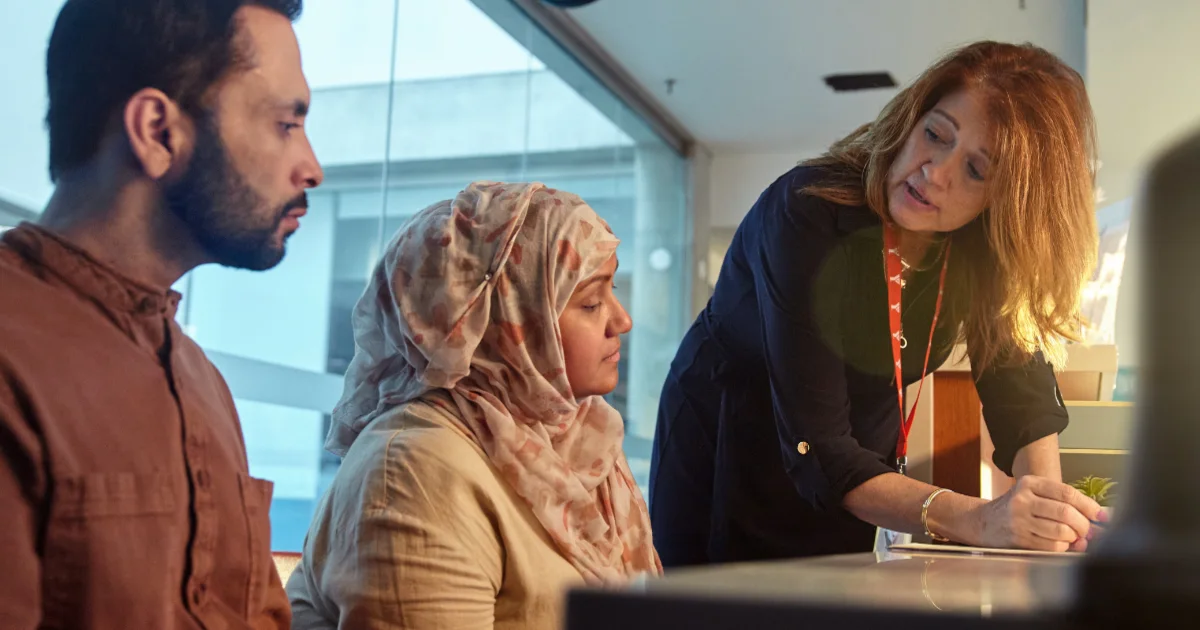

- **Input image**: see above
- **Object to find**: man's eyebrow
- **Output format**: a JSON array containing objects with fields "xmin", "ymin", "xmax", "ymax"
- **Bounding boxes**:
[{"xmin": 272, "ymin": 98, "xmax": 309, "ymax": 117}]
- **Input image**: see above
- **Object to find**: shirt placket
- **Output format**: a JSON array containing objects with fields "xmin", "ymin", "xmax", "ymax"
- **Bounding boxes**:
[{"xmin": 164, "ymin": 320, "xmax": 219, "ymax": 622}]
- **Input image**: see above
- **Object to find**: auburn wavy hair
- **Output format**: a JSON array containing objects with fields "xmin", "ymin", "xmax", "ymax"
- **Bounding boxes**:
[{"xmin": 802, "ymin": 41, "xmax": 1098, "ymax": 371}]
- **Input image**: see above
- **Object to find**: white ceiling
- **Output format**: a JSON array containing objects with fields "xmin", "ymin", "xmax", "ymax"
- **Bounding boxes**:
[{"xmin": 567, "ymin": 0, "xmax": 1086, "ymax": 152}]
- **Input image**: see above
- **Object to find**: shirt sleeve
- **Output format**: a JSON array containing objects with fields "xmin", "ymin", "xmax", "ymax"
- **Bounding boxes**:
[
  {"xmin": 0, "ymin": 382, "xmax": 43, "ymax": 629},
  {"xmin": 310, "ymin": 430, "xmax": 501, "ymax": 630},
  {"xmin": 972, "ymin": 349, "xmax": 1069, "ymax": 476},
  {"xmin": 749, "ymin": 173, "xmax": 895, "ymax": 511}
]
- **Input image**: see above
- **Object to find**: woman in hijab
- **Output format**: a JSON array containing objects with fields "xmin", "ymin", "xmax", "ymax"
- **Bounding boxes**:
[{"xmin": 287, "ymin": 181, "xmax": 661, "ymax": 630}]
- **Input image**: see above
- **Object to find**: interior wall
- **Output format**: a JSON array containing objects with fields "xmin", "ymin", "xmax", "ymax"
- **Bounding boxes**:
[
  {"xmin": 700, "ymin": 148, "xmax": 823, "ymax": 294},
  {"xmin": 708, "ymin": 148, "xmax": 823, "ymax": 228},
  {"xmin": 1087, "ymin": 0, "xmax": 1200, "ymax": 370},
  {"xmin": 1087, "ymin": 0, "xmax": 1200, "ymax": 206}
]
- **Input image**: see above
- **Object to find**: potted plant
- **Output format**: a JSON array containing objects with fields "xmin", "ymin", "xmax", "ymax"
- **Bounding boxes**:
[{"xmin": 1071, "ymin": 475, "xmax": 1117, "ymax": 507}]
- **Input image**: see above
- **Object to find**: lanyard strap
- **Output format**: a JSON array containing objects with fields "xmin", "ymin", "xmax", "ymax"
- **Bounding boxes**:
[{"xmin": 884, "ymin": 225, "xmax": 950, "ymax": 474}]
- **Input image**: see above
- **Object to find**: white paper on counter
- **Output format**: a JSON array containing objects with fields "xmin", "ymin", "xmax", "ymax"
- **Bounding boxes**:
[{"xmin": 874, "ymin": 527, "xmax": 912, "ymax": 553}]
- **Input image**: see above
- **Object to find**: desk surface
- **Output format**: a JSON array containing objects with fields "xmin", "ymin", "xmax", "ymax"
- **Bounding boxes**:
[{"xmin": 626, "ymin": 551, "xmax": 1076, "ymax": 616}]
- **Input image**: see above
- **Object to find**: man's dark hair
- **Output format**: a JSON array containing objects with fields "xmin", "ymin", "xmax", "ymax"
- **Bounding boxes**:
[{"xmin": 45, "ymin": 0, "xmax": 303, "ymax": 181}]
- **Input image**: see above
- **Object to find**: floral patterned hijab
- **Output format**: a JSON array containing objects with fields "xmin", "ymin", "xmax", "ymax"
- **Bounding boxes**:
[{"xmin": 326, "ymin": 181, "xmax": 661, "ymax": 584}]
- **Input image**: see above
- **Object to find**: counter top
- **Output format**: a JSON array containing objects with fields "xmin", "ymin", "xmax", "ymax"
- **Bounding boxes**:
[
  {"xmin": 639, "ymin": 551, "xmax": 1072, "ymax": 614},
  {"xmin": 567, "ymin": 551, "xmax": 1079, "ymax": 629}
]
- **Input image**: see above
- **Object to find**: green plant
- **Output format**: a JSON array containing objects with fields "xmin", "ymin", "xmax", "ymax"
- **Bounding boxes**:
[{"xmin": 1071, "ymin": 475, "xmax": 1117, "ymax": 507}]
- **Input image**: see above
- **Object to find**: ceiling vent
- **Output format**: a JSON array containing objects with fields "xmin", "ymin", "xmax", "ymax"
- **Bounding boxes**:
[{"xmin": 823, "ymin": 72, "xmax": 897, "ymax": 92}]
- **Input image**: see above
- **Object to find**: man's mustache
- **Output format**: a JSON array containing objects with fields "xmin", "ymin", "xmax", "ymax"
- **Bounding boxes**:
[{"xmin": 281, "ymin": 193, "xmax": 308, "ymax": 216}]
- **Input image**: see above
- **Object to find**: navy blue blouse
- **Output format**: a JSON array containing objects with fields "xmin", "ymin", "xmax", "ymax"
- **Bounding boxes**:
[{"xmin": 649, "ymin": 165, "xmax": 1068, "ymax": 564}]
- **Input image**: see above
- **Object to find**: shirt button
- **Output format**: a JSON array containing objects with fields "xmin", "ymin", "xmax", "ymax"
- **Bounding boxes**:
[
  {"xmin": 191, "ymin": 582, "xmax": 207, "ymax": 606},
  {"xmin": 797, "ymin": 442, "xmax": 810, "ymax": 455}
]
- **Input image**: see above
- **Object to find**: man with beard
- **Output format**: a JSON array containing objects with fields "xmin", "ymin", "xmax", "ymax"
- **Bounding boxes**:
[{"xmin": 0, "ymin": 1, "xmax": 322, "ymax": 628}]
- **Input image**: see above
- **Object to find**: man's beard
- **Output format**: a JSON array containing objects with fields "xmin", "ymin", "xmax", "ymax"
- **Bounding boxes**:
[{"xmin": 165, "ymin": 116, "xmax": 306, "ymax": 271}]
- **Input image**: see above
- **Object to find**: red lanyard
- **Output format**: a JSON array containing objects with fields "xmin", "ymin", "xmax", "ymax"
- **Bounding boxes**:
[{"xmin": 884, "ymin": 224, "xmax": 950, "ymax": 475}]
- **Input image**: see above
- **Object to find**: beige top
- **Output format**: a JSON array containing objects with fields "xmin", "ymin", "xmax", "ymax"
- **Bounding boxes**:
[{"xmin": 287, "ymin": 400, "xmax": 584, "ymax": 629}]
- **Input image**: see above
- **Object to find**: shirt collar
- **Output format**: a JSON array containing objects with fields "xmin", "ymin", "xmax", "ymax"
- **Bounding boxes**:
[{"xmin": 2, "ymin": 223, "xmax": 182, "ymax": 319}]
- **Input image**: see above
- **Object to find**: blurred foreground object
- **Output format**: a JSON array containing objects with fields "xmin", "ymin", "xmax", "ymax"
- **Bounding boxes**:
[{"xmin": 1070, "ymin": 125, "xmax": 1200, "ymax": 625}]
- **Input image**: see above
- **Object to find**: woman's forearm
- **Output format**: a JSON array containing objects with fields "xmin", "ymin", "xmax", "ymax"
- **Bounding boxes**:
[
  {"xmin": 842, "ymin": 473, "xmax": 986, "ymax": 543},
  {"xmin": 1011, "ymin": 433, "xmax": 1062, "ymax": 481}
]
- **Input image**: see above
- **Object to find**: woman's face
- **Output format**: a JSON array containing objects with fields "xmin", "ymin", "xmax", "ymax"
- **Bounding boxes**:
[
  {"xmin": 887, "ymin": 88, "xmax": 994, "ymax": 235},
  {"xmin": 558, "ymin": 254, "xmax": 632, "ymax": 399}
]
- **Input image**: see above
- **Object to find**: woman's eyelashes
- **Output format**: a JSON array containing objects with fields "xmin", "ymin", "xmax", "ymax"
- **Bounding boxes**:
[
  {"xmin": 926, "ymin": 125, "xmax": 986, "ymax": 182},
  {"xmin": 581, "ymin": 283, "xmax": 618, "ymax": 312}
]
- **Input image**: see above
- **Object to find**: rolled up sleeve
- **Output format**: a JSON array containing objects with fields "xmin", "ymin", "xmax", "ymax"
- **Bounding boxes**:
[
  {"xmin": 750, "ymin": 176, "xmax": 894, "ymax": 511},
  {"xmin": 973, "ymin": 350, "xmax": 1069, "ymax": 476}
]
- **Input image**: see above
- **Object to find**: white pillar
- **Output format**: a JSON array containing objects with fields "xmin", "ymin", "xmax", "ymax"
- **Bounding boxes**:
[{"xmin": 627, "ymin": 143, "xmax": 689, "ymax": 442}]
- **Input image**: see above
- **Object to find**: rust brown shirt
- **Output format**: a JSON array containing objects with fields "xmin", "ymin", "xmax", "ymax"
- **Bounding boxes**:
[{"xmin": 0, "ymin": 224, "xmax": 290, "ymax": 629}]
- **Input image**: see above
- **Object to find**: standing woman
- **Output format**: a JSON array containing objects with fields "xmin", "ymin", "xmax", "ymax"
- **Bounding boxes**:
[{"xmin": 650, "ymin": 41, "xmax": 1108, "ymax": 567}]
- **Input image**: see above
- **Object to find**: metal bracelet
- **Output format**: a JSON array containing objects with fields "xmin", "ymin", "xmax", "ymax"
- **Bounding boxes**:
[{"xmin": 922, "ymin": 487, "xmax": 953, "ymax": 543}]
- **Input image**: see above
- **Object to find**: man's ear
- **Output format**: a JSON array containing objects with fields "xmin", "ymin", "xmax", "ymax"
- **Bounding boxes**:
[{"xmin": 122, "ymin": 88, "xmax": 193, "ymax": 181}]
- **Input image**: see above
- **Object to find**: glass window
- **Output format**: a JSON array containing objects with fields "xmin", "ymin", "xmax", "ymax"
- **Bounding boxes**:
[
  {"xmin": 2, "ymin": 0, "xmax": 691, "ymax": 550},
  {"xmin": 0, "ymin": 2, "xmax": 60, "ymax": 220}
]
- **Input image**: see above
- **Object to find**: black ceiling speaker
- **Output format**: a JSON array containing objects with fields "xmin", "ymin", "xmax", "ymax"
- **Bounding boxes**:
[
  {"xmin": 823, "ymin": 72, "xmax": 897, "ymax": 92},
  {"xmin": 541, "ymin": 0, "xmax": 601, "ymax": 7}
]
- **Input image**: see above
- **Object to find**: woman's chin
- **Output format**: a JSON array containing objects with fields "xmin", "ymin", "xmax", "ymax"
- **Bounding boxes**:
[
  {"xmin": 890, "ymin": 203, "xmax": 937, "ymax": 233},
  {"xmin": 574, "ymin": 376, "xmax": 620, "ymax": 401}
]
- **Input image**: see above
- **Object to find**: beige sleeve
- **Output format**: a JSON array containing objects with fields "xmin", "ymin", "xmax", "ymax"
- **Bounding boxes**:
[{"xmin": 322, "ymin": 429, "xmax": 504, "ymax": 630}]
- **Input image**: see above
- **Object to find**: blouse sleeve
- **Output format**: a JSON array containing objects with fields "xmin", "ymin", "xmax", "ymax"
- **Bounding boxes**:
[
  {"xmin": 749, "ymin": 172, "xmax": 895, "ymax": 511},
  {"xmin": 971, "ymin": 349, "xmax": 1069, "ymax": 476}
]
